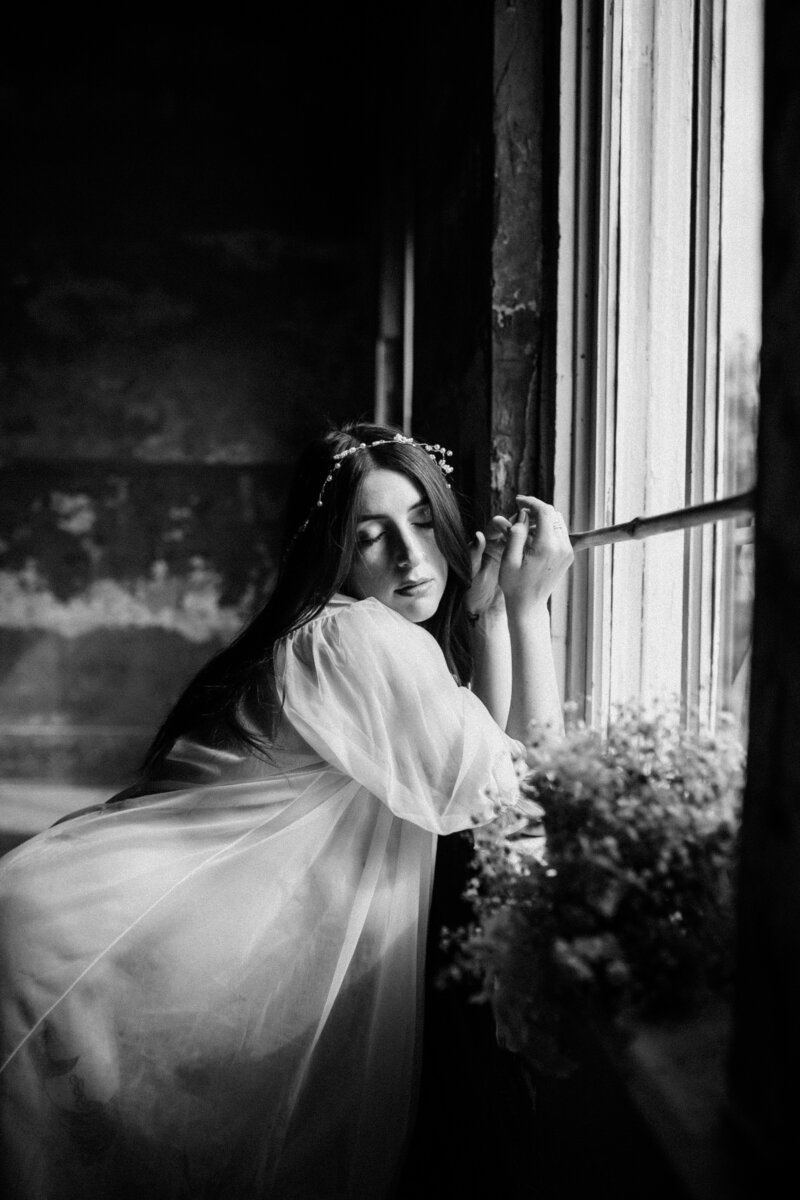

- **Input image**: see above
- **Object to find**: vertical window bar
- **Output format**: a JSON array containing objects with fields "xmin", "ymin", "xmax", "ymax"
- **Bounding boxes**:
[
  {"xmin": 555, "ymin": 0, "xmax": 603, "ymax": 717},
  {"xmin": 682, "ymin": 0, "xmax": 727, "ymax": 727}
]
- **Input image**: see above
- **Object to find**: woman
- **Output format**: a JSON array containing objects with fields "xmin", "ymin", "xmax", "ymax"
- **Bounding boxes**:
[{"xmin": 0, "ymin": 421, "xmax": 573, "ymax": 1199}]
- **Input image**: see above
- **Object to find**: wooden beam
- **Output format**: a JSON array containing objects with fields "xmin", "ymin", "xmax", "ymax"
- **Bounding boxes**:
[{"xmin": 569, "ymin": 489, "xmax": 755, "ymax": 551}]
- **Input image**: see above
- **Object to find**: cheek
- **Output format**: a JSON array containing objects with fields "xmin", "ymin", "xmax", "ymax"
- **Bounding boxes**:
[
  {"xmin": 433, "ymin": 544, "xmax": 449, "ymax": 582},
  {"xmin": 347, "ymin": 553, "xmax": 390, "ymax": 595}
]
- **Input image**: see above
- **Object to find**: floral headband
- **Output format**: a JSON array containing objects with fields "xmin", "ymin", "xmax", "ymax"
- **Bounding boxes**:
[{"xmin": 290, "ymin": 432, "xmax": 455, "ymax": 544}]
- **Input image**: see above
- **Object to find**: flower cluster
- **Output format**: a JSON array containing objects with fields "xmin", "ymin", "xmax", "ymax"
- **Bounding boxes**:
[{"xmin": 444, "ymin": 703, "xmax": 744, "ymax": 1076}]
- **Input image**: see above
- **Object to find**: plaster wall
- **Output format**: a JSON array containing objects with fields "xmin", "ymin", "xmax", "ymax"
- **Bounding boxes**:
[{"xmin": 1, "ymin": 23, "xmax": 374, "ymax": 790}]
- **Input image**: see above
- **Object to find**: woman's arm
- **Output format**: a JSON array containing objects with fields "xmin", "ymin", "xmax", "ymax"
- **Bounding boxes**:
[
  {"xmin": 466, "ymin": 499, "xmax": 573, "ymax": 742},
  {"xmin": 505, "ymin": 600, "xmax": 563, "ymax": 742},
  {"xmin": 501, "ymin": 499, "xmax": 573, "ymax": 741},
  {"xmin": 468, "ymin": 596, "xmax": 512, "ymax": 728},
  {"xmin": 466, "ymin": 517, "xmax": 512, "ymax": 725}
]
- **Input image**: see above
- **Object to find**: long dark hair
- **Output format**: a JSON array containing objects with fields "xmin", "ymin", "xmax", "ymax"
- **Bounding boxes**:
[{"xmin": 143, "ymin": 421, "xmax": 476, "ymax": 767}]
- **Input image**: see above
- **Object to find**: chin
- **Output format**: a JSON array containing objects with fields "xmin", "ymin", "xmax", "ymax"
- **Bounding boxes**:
[{"xmin": 388, "ymin": 591, "xmax": 443, "ymax": 624}]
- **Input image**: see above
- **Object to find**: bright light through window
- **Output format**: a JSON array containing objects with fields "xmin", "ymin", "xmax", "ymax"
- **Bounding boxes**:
[{"xmin": 554, "ymin": 0, "xmax": 762, "ymax": 740}]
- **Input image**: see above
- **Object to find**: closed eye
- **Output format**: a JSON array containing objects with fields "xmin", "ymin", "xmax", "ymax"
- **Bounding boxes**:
[
  {"xmin": 357, "ymin": 530, "xmax": 384, "ymax": 548},
  {"xmin": 356, "ymin": 504, "xmax": 433, "ymax": 548}
]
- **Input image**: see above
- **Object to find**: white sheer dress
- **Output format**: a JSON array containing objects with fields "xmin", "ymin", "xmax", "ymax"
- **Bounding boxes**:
[{"xmin": 0, "ymin": 595, "xmax": 522, "ymax": 1199}]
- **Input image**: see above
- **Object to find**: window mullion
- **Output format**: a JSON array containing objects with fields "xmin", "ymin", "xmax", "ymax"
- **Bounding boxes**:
[
  {"xmin": 610, "ymin": 0, "xmax": 662, "ymax": 713},
  {"xmin": 553, "ymin": 0, "xmax": 584, "ymax": 706},
  {"xmin": 589, "ymin": 0, "xmax": 622, "ymax": 729},
  {"xmin": 554, "ymin": 0, "xmax": 607, "ymax": 718},
  {"xmin": 682, "ymin": 0, "xmax": 726, "ymax": 725}
]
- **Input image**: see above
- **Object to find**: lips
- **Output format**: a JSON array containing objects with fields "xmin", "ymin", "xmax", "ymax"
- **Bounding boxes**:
[{"xmin": 395, "ymin": 578, "xmax": 432, "ymax": 595}]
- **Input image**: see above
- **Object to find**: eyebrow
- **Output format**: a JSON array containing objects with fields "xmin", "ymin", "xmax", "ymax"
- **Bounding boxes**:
[{"xmin": 356, "ymin": 500, "xmax": 431, "ymax": 522}]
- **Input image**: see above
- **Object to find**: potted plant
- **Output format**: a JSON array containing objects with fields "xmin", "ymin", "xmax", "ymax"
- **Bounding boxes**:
[{"xmin": 445, "ymin": 703, "xmax": 744, "ymax": 1077}]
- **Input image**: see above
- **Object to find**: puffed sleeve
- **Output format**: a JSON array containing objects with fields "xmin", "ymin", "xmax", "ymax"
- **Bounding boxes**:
[{"xmin": 275, "ymin": 597, "xmax": 522, "ymax": 835}]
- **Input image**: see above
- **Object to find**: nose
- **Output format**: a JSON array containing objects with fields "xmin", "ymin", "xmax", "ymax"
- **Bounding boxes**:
[{"xmin": 395, "ymin": 528, "xmax": 423, "ymax": 569}]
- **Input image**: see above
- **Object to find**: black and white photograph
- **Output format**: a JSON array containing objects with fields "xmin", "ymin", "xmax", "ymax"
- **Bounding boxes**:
[{"xmin": 0, "ymin": 3, "xmax": 793, "ymax": 1197}]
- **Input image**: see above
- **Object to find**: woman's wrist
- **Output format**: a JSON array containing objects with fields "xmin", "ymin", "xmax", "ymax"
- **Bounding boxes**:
[
  {"xmin": 466, "ymin": 596, "xmax": 508, "ymax": 632},
  {"xmin": 505, "ymin": 598, "xmax": 551, "ymax": 632}
]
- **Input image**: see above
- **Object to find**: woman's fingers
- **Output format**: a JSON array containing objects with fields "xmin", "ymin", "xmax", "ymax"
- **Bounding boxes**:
[
  {"xmin": 488, "ymin": 514, "xmax": 513, "ymax": 536},
  {"xmin": 515, "ymin": 495, "xmax": 563, "ymax": 531},
  {"xmin": 470, "ymin": 531, "xmax": 486, "ymax": 579},
  {"xmin": 472, "ymin": 515, "xmax": 512, "ymax": 571},
  {"xmin": 503, "ymin": 508, "xmax": 531, "ymax": 568},
  {"xmin": 469, "ymin": 498, "xmax": 573, "ymax": 614},
  {"xmin": 515, "ymin": 494, "xmax": 550, "ymax": 513},
  {"xmin": 483, "ymin": 515, "xmax": 511, "ymax": 561},
  {"xmin": 466, "ymin": 516, "xmax": 515, "ymax": 614},
  {"xmin": 498, "ymin": 496, "xmax": 574, "ymax": 608},
  {"xmin": 515, "ymin": 496, "xmax": 573, "ymax": 551}
]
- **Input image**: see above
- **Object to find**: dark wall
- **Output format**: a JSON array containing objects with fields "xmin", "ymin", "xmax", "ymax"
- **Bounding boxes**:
[
  {"xmin": 0, "ymin": 16, "xmax": 379, "ymax": 785},
  {"xmin": 730, "ymin": 0, "xmax": 800, "ymax": 1173},
  {"xmin": 402, "ymin": 0, "xmax": 559, "ymax": 527},
  {"xmin": 410, "ymin": 1, "xmax": 495, "ymax": 520},
  {"xmin": 491, "ymin": 0, "xmax": 560, "ymax": 514}
]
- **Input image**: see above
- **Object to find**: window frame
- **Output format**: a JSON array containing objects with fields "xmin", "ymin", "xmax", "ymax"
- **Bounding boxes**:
[{"xmin": 553, "ymin": 0, "xmax": 747, "ymax": 730}]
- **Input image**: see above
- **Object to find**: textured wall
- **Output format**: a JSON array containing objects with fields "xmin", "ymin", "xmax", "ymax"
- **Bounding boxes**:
[
  {"xmin": 491, "ymin": 0, "xmax": 559, "ymax": 516},
  {"xmin": 409, "ymin": 0, "xmax": 559, "ymax": 524},
  {"xmin": 409, "ymin": 0, "xmax": 494, "ymax": 520},
  {"xmin": 0, "ymin": 21, "xmax": 375, "ymax": 787}
]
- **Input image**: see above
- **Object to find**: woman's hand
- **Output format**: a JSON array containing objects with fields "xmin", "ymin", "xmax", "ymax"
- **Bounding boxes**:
[
  {"xmin": 464, "ymin": 515, "xmax": 513, "ymax": 619},
  {"xmin": 499, "ymin": 496, "xmax": 574, "ymax": 617},
  {"xmin": 467, "ymin": 497, "xmax": 572, "ymax": 738}
]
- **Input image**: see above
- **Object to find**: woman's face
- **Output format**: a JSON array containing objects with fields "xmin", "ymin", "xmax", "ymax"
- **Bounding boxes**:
[{"xmin": 345, "ymin": 468, "xmax": 449, "ymax": 623}]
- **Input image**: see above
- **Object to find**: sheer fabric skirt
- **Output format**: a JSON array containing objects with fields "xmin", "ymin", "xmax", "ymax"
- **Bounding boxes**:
[
  {"xmin": 0, "ymin": 769, "xmax": 434, "ymax": 1199},
  {"xmin": 0, "ymin": 597, "xmax": 522, "ymax": 1198}
]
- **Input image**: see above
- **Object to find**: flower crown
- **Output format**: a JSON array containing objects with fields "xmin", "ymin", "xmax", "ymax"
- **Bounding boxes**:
[{"xmin": 291, "ymin": 432, "xmax": 455, "ymax": 543}]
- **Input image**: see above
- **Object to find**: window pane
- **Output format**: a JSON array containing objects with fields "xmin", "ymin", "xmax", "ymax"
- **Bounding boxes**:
[
  {"xmin": 718, "ymin": 0, "xmax": 762, "ymax": 736},
  {"xmin": 555, "ymin": 0, "xmax": 762, "ymax": 733}
]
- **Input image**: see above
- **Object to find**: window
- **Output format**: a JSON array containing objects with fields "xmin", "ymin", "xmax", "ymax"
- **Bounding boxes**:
[{"xmin": 553, "ymin": 0, "xmax": 762, "ymax": 736}]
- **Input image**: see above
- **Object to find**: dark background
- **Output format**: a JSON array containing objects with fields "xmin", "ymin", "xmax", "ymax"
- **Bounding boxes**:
[{"xmin": 0, "ymin": 13, "xmax": 384, "ymax": 784}]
